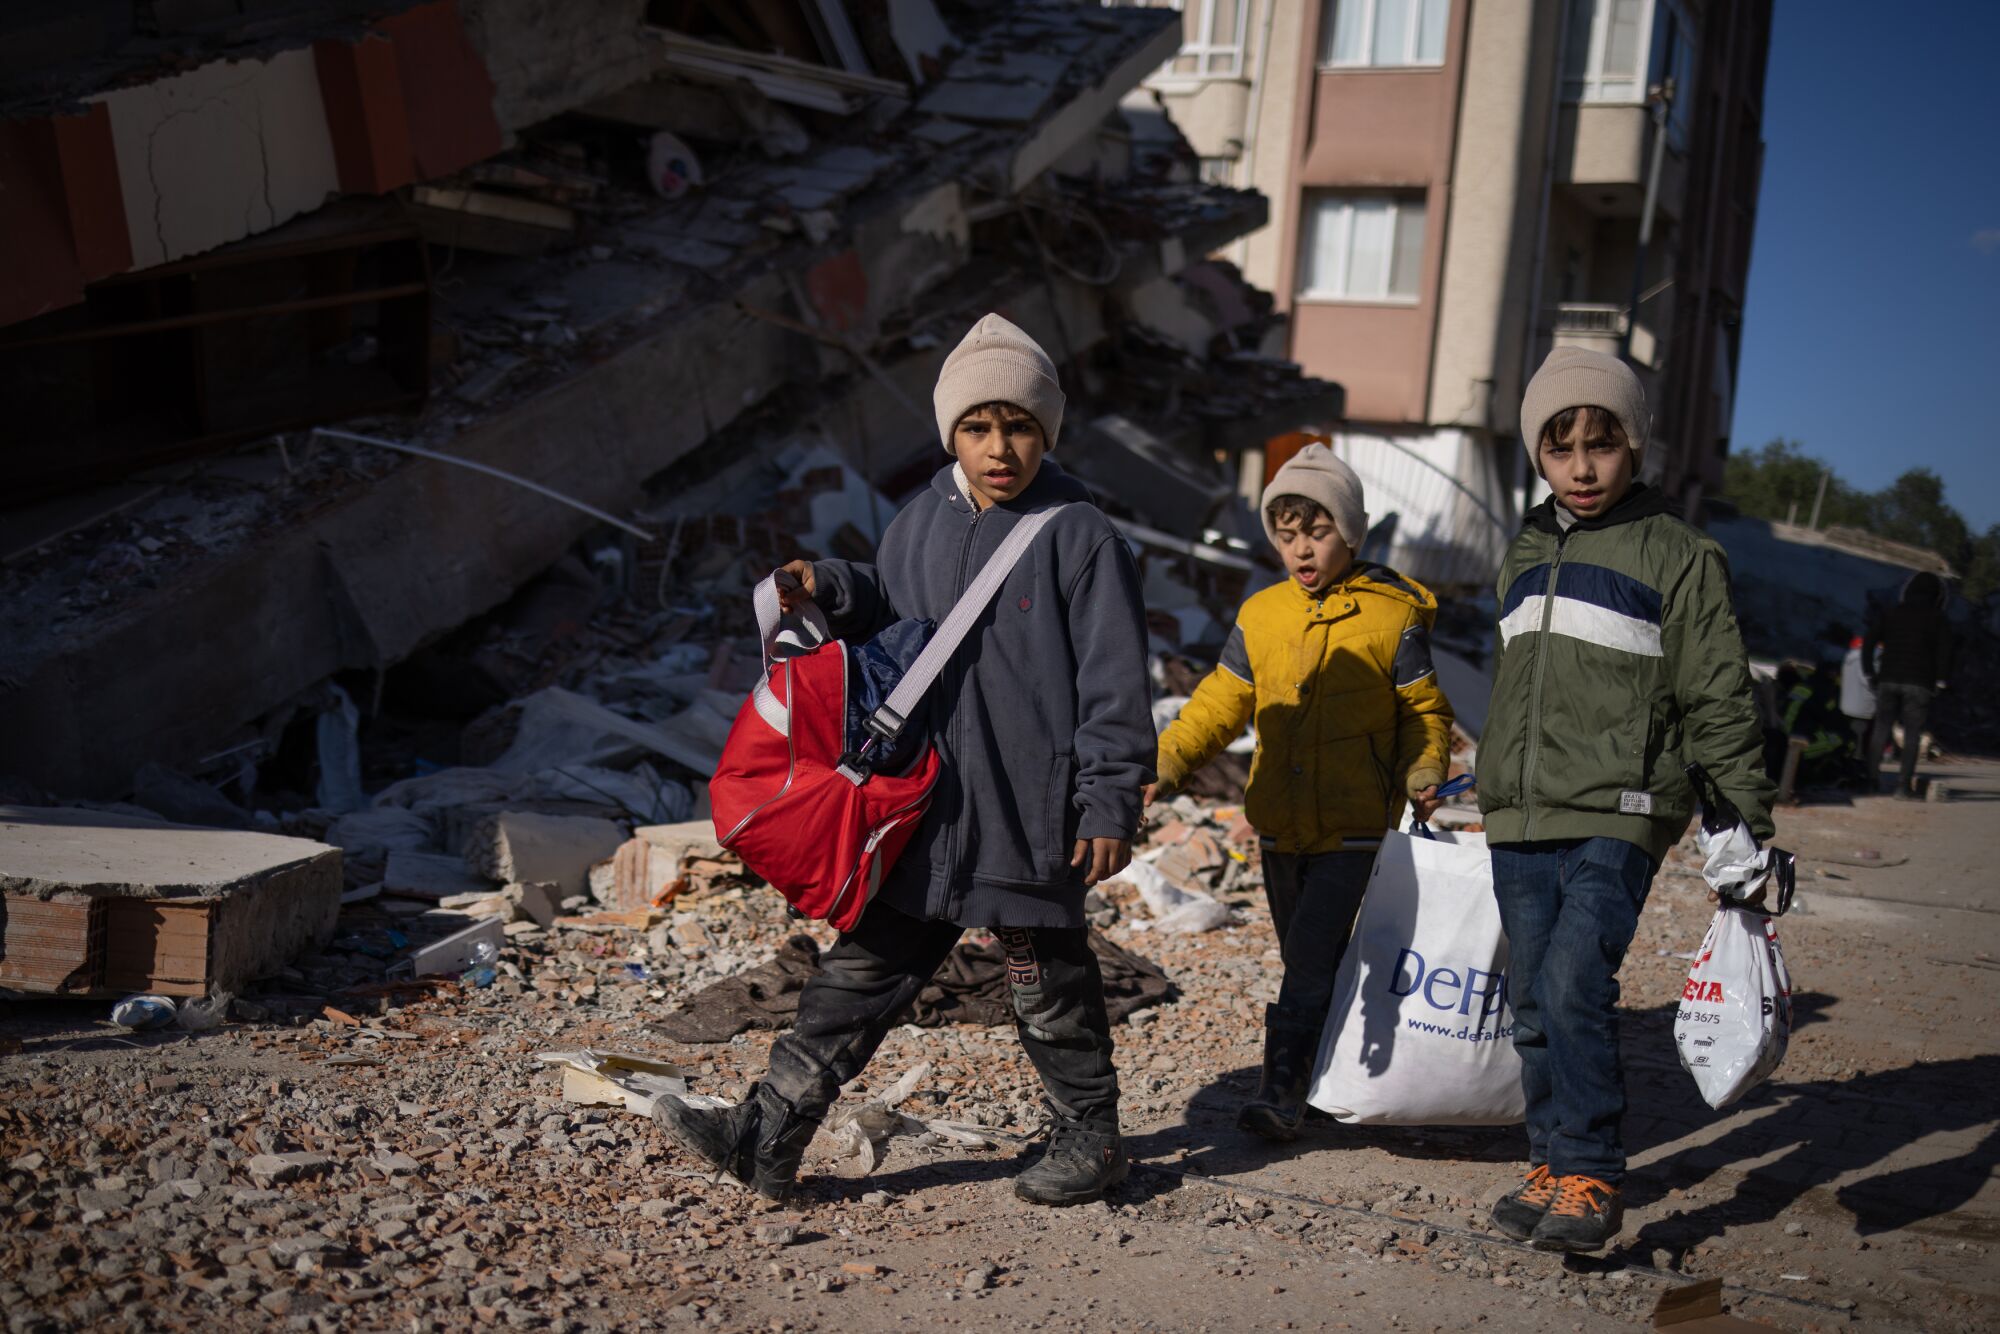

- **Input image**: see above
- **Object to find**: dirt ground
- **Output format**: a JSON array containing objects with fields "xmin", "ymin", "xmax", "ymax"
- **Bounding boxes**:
[{"xmin": 3, "ymin": 759, "xmax": 1997, "ymax": 1333}]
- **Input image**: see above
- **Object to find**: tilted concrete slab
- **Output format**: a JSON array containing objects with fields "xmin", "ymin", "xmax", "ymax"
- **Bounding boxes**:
[{"xmin": 0, "ymin": 2, "xmax": 1185, "ymax": 800}]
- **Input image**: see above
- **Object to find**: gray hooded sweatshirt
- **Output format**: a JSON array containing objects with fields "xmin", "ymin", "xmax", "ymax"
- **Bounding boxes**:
[{"xmin": 811, "ymin": 460, "xmax": 1154, "ymax": 928}]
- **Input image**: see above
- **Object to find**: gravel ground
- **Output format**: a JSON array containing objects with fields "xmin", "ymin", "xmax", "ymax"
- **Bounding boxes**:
[{"xmin": 3, "ymin": 766, "xmax": 1997, "ymax": 1332}]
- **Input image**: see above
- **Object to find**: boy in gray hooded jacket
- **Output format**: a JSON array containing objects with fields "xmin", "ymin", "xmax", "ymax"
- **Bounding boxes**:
[{"xmin": 654, "ymin": 314, "xmax": 1155, "ymax": 1206}]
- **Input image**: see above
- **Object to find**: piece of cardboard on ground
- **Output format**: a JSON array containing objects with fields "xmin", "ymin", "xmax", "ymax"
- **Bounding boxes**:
[
  {"xmin": 1650, "ymin": 1278, "xmax": 1772, "ymax": 1331},
  {"xmin": 534, "ymin": 1048, "xmax": 714, "ymax": 1117},
  {"xmin": 0, "ymin": 805, "xmax": 339, "ymax": 997}
]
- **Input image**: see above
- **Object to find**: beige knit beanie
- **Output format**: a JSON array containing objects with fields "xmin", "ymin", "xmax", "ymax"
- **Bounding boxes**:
[
  {"xmin": 1519, "ymin": 347, "xmax": 1649, "ymax": 472},
  {"xmin": 1261, "ymin": 443, "xmax": 1367, "ymax": 551},
  {"xmin": 933, "ymin": 313, "xmax": 1065, "ymax": 453}
]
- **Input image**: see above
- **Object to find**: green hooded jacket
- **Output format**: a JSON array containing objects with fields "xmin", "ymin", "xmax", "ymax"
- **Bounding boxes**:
[{"xmin": 1479, "ymin": 485, "xmax": 1776, "ymax": 861}]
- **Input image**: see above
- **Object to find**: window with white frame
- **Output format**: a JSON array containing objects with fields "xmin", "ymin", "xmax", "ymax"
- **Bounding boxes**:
[
  {"xmin": 1564, "ymin": 1, "xmax": 1700, "ymax": 131},
  {"xmin": 1296, "ymin": 194, "xmax": 1427, "ymax": 302},
  {"xmin": 1564, "ymin": 0, "xmax": 1646, "ymax": 100},
  {"xmin": 1320, "ymin": 0, "xmax": 1449, "ymax": 69},
  {"xmin": 1110, "ymin": 0, "xmax": 1250, "ymax": 80}
]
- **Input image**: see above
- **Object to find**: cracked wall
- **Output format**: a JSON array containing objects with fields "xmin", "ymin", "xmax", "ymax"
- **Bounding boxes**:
[{"xmin": 92, "ymin": 47, "xmax": 340, "ymax": 270}]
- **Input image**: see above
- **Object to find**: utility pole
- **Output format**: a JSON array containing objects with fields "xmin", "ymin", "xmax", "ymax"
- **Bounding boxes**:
[{"xmin": 1808, "ymin": 466, "xmax": 1831, "ymax": 530}]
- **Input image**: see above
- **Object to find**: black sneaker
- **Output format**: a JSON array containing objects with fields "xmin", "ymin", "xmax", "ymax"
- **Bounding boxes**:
[
  {"xmin": 652, "ymin": 1082, "xmax": 819, "ymax": 1201},
  {"xmin": 1490, "ymin": 1164, "xmax": 1558, "ymax": 1241},
  {"xmin": 1014, "ymin": 1113, "xmax": 1128, "ymax": 1206},
  {"xmin": 1528, "ymin": 1174, "xmax": 1623, "ymax": 1253}
]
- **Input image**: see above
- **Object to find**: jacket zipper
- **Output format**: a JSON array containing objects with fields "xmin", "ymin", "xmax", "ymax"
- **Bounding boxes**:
[
  {"xmin": 936, "ymin": 505, "xmax": 984, "ymax": 915},
  {"xmin": 1291, "ymin": 594, "xmax": 1324, "ymax": 844},
  {"xmin": 1521, "ymin": 528, "xmax": 1569, "ymax": 841}
]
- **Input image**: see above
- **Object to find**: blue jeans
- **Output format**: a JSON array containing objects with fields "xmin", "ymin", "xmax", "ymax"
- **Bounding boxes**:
[{"xmin": 1489, "ymin": 837, "xmax": 1656, "ymax": 1185}]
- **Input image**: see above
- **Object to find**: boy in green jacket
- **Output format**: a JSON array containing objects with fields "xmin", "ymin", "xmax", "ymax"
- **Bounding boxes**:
[{"xmin": 1481, "ymin": 348, "xmax": 1775, "ymax": 1253}]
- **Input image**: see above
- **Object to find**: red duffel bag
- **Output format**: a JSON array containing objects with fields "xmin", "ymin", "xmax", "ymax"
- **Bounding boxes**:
[{"xmin": 710, "ymin": 505, "xmax": 1064, "ymax": 931}]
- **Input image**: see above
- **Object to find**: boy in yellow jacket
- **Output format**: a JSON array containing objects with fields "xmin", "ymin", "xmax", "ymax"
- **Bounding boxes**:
[{"xmin": 1150, "ymin": 443, "xmax": 1455, "ymax": 1138}]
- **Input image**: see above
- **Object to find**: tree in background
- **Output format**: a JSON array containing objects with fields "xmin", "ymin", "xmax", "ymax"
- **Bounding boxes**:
[
  {"xmin": 1722, "ymin": 440, "xmax": 1999, "ymax": 601},
  {"xmin": 1870, "ymin": 469, "xmax": 1972, "ymax": 565},
  {"xmin": 1721, "ymin": 440, "xmax": 1872, "ymax": 528},
  {"xmin": 1965, "ymin": 526, "xmax": 2000, "ymax": 605}
]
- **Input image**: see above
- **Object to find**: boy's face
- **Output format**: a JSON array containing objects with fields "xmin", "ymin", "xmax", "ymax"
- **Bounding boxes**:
[
  {"xmin": 1271, "ymin": 512, "xmax": 1352, "ymax": 595},
  {"xmin": 953, "ymin": 405, "xmax": 1046, "ymax": 509},
  {"xmin": 1539, "ymin": 412, "xmax": 1634, "ymax": 520}
]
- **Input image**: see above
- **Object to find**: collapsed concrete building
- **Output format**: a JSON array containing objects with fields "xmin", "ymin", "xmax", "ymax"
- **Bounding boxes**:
[{"xmin": 0, "ymin": 0, "xmax": 1342, "ymax": 991}]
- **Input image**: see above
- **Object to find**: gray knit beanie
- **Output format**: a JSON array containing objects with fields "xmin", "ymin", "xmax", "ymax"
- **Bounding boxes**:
[
  {"xmin": 933, "ymin": 313, "xmax": 1066, "ymax": 453},
  {"xmin": 1261, "ymin": 443, "xmax": 1367, "ymax": 551},
  {"xmin": 1519, "ymin": 346, "xmax": 1648, "ymax": 471}
]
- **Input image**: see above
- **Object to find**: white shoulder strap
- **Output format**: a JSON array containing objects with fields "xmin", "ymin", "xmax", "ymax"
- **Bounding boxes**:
[
  {"xmin": 869, "ymin": 503, "xmax": 1065, "ymax": 742},
  {"xmin": 746, "ymin": 504, "xmax": 1066, "ymax": 747}
]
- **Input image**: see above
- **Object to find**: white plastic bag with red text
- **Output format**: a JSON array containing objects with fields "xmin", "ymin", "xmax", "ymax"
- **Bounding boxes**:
[{"xmin": 1674, "ymin": 908, "xmax": 1793, "ymax": 1109}]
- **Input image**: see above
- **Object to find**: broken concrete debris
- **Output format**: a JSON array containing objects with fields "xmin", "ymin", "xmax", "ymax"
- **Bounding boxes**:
[
  {"xmin": 0, "ymin": 0, "xmax": 1376, "ymax": 1065},
  {"xmin": 0, "ymin": 805, "xmax": 339, "ymax": 998},
  {"xmin": 607, "ymin": 821, "xmax": 728, "ymax": 913},
  {"xmin": 0, "ymin": 0, "xmax": 1318, "ymax": 810},
  {"xmin": 464, "ymin": 810, "xmax": 625, "ymax": 900}
]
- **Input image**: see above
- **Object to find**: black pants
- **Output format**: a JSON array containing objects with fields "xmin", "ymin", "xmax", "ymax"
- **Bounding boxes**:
[
  {"xmin": 1867, "ymin": 683, "xmax": 1933, "ymax": 793},
  {"xmin": 764, "ymin": 901, "xmax": 1119, "ymax": 1125},
  {"xmin": 1259, "ymin": 849, "xmax": 1376, "ymax": 1042}
]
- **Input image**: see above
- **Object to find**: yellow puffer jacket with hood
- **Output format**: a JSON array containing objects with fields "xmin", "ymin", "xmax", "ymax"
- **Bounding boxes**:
[{"xmin": 1156, "ymin": 563, "xmax": 1456, "ymax": 854}]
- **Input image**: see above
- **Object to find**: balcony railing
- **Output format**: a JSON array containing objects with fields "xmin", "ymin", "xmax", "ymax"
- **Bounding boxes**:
[{"xmin": 1549, "ymin": 303, "xmax": 1630, "ymax": 337}]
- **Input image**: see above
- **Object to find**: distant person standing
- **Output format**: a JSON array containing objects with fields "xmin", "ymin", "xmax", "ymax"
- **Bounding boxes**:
[
  {"xmin": 1864, "ymin": 572, "xmax": 1956, "ymax": 799},
  {"xmin": 1838, "ymin": 630, "xmax": 1876, "ymax": 772}
]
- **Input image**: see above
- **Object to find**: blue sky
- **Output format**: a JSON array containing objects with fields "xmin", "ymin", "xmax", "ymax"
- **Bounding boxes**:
[{"xmin": 1730, "ymin": 0, "xmax": 2000, "ymax": 532}]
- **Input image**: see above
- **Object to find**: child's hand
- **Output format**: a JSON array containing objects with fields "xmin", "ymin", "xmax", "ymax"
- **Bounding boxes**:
[
  {"xmin": 775, "ymin": 560, "xmax": 816, "ymax": 613},
  {"xmin": 1141, "ymin": 783, "xmax": 1160, "ymax": 808},
  {"xmin": 1072, "ymin": 838, "xmax": 1132, "ymax": 887},
  {"xmin": 1408, "ymin": 784, "xmax": 1443, "ymax": 823}
]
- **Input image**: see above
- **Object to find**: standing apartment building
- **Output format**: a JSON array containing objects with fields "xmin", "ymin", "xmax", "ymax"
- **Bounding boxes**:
[{"xmin": 1119, "ymin": 0, "xmax": 1771, "ymax": 586}]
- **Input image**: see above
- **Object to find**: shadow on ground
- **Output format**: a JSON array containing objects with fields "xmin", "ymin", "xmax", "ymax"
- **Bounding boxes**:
[
  {"xmin": 1126, "ymin": 1063, "xmax": 1526, "ymax": 1183},
  {"xmin": 812, "ymin": 1134, "xmax": 1186, "ymax": 1208}
]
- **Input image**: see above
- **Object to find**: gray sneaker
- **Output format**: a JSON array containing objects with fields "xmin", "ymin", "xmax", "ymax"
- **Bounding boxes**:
[
  {"xmin": 1528, "ymin": 1174, "xmax": 1624, "ymax": 1253},
  {"xmin": 1013, "ymin": 1113, "xmax": 1128, "ymax": 1206},
  {"xmin": 1490, "ymin": 1164, "xmax": 1558, "ymax": 1240}
]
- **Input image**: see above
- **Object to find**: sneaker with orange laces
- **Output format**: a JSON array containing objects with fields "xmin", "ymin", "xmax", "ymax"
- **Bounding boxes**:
[
  {"xmin": 1490, "ymin": 1164, "xmax": 1559, "ymax": 1240},
  {"xmin": 1529, "ymin": 1174, "xmax": 1624, "ymax": 1252}
]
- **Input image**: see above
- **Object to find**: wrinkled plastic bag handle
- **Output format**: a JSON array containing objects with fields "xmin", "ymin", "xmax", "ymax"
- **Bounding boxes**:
[{"xmin": 1411, "ymin": 773, "xmax": 1477, "ymax": 841}]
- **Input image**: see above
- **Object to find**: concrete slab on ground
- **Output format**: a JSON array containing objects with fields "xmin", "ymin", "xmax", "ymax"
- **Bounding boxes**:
[{"xmin": 0, "ymin": 805, "xmax": 340, "ymax": 997}]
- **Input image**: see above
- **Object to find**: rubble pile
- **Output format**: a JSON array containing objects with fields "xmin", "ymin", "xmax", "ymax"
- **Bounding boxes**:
[{"xmin": 3, "ymin": 781, "xmax": 1956, "ymax": 1332}]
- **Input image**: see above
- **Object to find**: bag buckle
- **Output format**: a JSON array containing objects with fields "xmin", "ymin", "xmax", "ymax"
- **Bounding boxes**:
[
  {"xmin": 837, "ymin": 738, "xmax": 877, "ymax": 786},
  {"xmin": 865, "ymin": 706, "xmax": 905, "ymax": 744}
]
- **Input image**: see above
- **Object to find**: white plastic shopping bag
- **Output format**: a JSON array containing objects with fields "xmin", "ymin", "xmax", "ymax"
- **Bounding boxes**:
[
  {"xmin": 1674, "ymin": 907, "xmax": 1793, "ymax": 1109},
  {"xmin": 1306, "ymin": 828, "xmax": 1525, "ymax": 1125}
]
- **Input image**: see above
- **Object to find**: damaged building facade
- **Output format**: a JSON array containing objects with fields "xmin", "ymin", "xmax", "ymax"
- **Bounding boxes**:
[
  {"xmin": 1122, "ymin": 0, "xmax": 1773, "ymax": 584},
  {"xmin": 0, "ymin": 1, "xmax": 1340, "ymax": 987}
]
